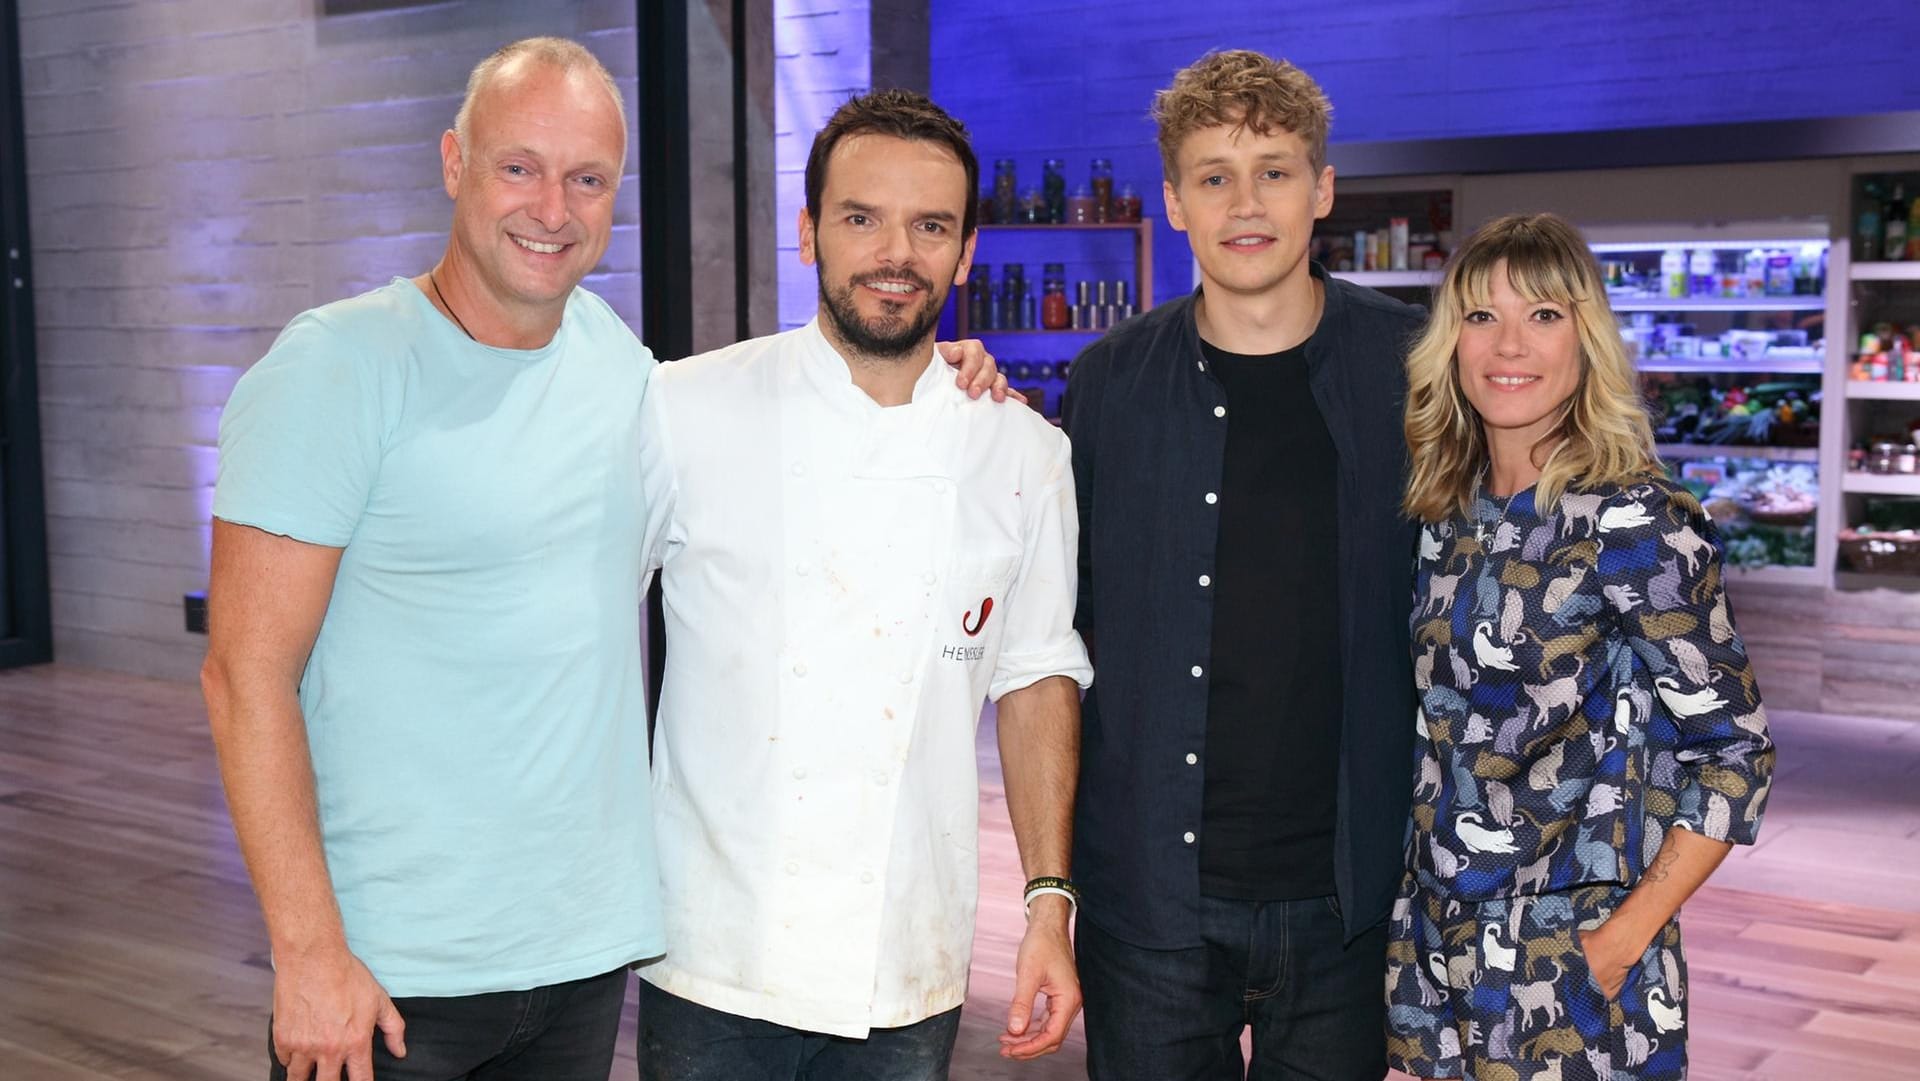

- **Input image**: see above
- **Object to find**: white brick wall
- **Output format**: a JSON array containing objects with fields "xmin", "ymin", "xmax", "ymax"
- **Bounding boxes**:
[
  {"xmin": 774, "ymin": 0, "xmax": 872, "ymax": 330},
  {"xmin": 17, "ymin": 0, "xmax": 641, "ymax": 680}
]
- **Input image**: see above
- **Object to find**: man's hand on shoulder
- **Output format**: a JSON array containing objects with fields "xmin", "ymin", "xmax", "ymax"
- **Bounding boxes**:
[{"xmin": 938, "ymin": 340, "xmax": 1027, "ymax": 404}]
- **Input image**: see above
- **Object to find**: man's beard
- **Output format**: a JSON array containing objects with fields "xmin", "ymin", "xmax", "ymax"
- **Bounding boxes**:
[{"xmin": 817, "ymin": 262, "xmax": 947, "ymax": 359}]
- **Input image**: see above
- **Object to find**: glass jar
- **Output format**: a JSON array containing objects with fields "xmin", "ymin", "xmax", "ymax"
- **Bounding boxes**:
[
  {"xmin": 1041, "ymin": 263, "xmax": 1069, "ymax": 330},
  {"xmin": 1902, "ymin": 444, "xmax": 1920, "ymax": 474},
  {"xmin": 1090, "ymin": 158, "xmax": 1113, "ymax": 222},
  {"xmin": 1021, "ymin": 187, "xmax": 1046, "ymax": 224},
  {"xmin": 1872, "ymin": 442, "xmax": 1899, "ymax": 474},
  {"xmin": 1067, "ymin": 184, "xmax": 1095, "ymax": 224},
  {"xmin": 1043, "ymin": 159, "xmax": 1067, "ymax": 224},
  {"xmin": 1115, "ymin": 182, "xmax": 1142, "ymax": 223},
  {"xmin": 993, "ymin": 159, "xmax": 1018, "ymax": 226}
]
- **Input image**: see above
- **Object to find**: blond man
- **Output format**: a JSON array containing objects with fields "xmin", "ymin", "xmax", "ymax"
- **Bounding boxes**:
[{"xmin": 1062, "ymin": 50, "xmax": 1424, "ymax": 1081}]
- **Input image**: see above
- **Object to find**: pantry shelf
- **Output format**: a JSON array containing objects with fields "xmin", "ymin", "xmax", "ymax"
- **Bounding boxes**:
[
  {"xmin": 1845, "ymin": 381, "xmax": 1920, "ymax": 401},
  {"xmin": 1842, "ymin": 473, "xmax": 1920, "ymax": 497},
  {"xmin": 1655, "ymin": 444, "xmax": 1819, "ymax": 463}
]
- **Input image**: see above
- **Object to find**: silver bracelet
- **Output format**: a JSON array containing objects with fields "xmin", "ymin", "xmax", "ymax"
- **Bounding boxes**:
[{"xmin": 1023, "ymin": 884, "xmax": 1079, "ymax": 919}]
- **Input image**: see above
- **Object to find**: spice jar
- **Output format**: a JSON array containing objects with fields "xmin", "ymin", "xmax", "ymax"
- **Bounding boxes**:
[
  {"xmin": 1066, "ymin": 184, "xmax": 1095, "ymax": 224},
  {"xmin": 993, "ymin": 159, "xmax": 1018, "ymax": 226},
  {"xmin": 1043, "ymin": 159, "xmax": 1066, "ymax": 224},
  {"xmin": 1114, "ymin": 182, "xmax": 1142, "ymax": 223},
  {"xmin": 1872, "ymin": 442, "xmax": 1899, "ymax": 474},
  {"xmin": 1041, "ymin": 263, "xmax": 1069, "ymax": 330},
  {"xmin": 1090, "ymin": 158, "xmax": 1113, "ymax": 222},
  {"xmin": 1903, "ymin": 444, "xmax": 1920, "ymax": 474}
]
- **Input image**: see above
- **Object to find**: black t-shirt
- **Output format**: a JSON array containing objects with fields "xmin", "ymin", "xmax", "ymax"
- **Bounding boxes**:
[{"xmin": 1197, "ymin": 337, "xmax": 1343, "ymax": 900}]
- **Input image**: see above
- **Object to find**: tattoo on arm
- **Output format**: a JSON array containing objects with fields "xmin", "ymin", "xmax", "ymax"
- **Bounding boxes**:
[{"xmin": 1648, "ymin": 845, "xmax": 1680, "ymax": 883}]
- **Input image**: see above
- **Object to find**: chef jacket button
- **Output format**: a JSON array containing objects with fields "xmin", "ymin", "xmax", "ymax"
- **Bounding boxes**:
[
  {"xmin": 1214, "ymin": 406, "xmax": 1226, "ymax": 418},
  {"xmin": 795, "ymin": 562, "xmax": 810, "ymax": 576},
  {"xmin": 793, "ymin": 663, "xmax": 808, "ymax": 678},
  {"xmin": 792, "ymin": 767, "xmax": 807, "ymax": 780},
  {"xmin": 860, "ymin": 870, "xmax": 875, "ymax": 884},
  {"xmin": 1204, "ymin": 492, "xmax": 1218, "ymax": 505},
  {"xmin": 898, "ymin": 670, "xmax": 913, "ymax": 685},
  {"xmin": 1186, "ymin": 752, "xmax": 1198, "ymax": 765},
  {"xmin": 791, "ymin": 463, "xmax": 805, "ymax": 476},
  {"xmin": 1183, "ymin": 831, "xmax": 1196, "ymax": 845},
  {"xmin": 923, "ymin": 571, "xmax": 938, "ymax": 584},
  {"xmin": 1198, "ymin": 574, "xmax": 1211, "ymax": 587},
  {"xmin": 872, "ymin": 770, "xmax": 889, "ymax": 786},
  {"xmin": 785, "ymin": 861, "xmax": 800, "ymax": 876},
  {"xmin": 1190, "ymin": 665, "xmax": 1203, "ymax": 678}
]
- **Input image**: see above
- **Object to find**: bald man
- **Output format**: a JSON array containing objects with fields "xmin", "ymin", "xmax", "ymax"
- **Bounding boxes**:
[{"xmin": 204, "ymin": 37, "xmax": 656, "ymax": 1081}]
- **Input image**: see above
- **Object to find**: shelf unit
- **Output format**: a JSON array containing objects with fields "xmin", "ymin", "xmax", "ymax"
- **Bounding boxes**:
[
  {"xmin": 1835, "ymin": 190, "xmax": 1920, "ymax": 581},
  {"xmin": 954, "ymin": 219, "xmax": 1154, "ymax": 339},
  {"xmin": 1582, "ymin": 224, "xmax": 1836, "ymax": 584}
]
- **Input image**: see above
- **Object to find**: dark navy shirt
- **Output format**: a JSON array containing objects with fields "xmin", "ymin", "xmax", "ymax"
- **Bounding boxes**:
[{"xmin": 1063, "ymin": 266, "xmax": 1427, "ymax": 947}]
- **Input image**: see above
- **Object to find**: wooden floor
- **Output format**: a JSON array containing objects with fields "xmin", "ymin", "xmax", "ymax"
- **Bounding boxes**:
[{"xmin": 2, "ymin": 664, "xmax": 1917, "ymax": 1080}]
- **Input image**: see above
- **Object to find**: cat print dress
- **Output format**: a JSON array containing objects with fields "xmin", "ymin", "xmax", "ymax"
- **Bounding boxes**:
[{"xmin": 1386, "ymin": 474, "xmax": 1776, "ymax": 1081}]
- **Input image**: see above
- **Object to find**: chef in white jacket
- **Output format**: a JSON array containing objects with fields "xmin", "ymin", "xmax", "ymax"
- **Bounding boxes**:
[{"xmin": 634, "ymin": 90, "xmax": 1093, "ymax": 1081}]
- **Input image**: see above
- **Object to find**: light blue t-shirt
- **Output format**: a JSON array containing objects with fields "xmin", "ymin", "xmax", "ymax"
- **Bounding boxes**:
[{"xmin": 214, "ymin": 278, "xmax": 662, "ymax": 996}]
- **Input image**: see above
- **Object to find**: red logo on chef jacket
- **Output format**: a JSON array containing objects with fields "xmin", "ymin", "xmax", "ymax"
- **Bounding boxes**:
[{"xmin": 962, "ymin": 597, "xmax": 993, "ymax": 636}]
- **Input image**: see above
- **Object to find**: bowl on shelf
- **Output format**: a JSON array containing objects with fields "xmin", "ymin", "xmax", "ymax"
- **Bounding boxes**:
[{"xmin": 1739, "ymin": 494, "xmax": 1816, "ymax": 526}]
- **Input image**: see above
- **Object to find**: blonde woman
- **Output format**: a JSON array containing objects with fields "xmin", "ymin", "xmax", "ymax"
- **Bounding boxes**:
[{"xmin": 1386, "ymin": 213, "xmax": 1776, "ymax": 1081}]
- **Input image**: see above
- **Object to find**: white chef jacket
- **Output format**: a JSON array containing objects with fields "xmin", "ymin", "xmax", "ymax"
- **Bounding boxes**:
[{"xmin": 635, "ymin": 319, "xmax": 1093, "ymax": 1038}]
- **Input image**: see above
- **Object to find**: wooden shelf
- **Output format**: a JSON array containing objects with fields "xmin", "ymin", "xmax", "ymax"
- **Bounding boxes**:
[
  {"xmin": 1842, "ymin": 473, "xmax": 1920, "ymax": 497},
  {"xmin": 1851, "ymin": 262, "xmax": 1920, "ymax": 282},
  {"xmin": 1655, "ymin": 443, "xmax": 1818, "ymax": 462},
  {"xmin": 1835, "ymin": 570, "xmax": 1920, "ymax": 592},
  {"xmin": 957, "ymin": 219, "xmax": 1153, "ymax": 340},
  {"xmin": 1846, "ymin": 380, "xmax": 1920, "ymax": 401}
]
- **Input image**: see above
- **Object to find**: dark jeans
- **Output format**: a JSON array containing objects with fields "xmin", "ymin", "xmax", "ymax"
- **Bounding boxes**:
[
  {"xmin": 267, "ymin": 967, "xmax": 628, "ymax": 1081},
  {"xmin": 1080, "ymin": 895, "xmax": 1388, "ymax": 1081},
  {"xmin": 636, "ymin": 979, "xmax": 961, "ymax": 1081}
]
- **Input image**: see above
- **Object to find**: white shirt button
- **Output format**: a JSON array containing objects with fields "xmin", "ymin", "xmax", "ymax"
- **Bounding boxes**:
[
  {"xmin": 793, "ymin": 663, "xmax": 808, "ymax": 678},
  {"xmin": 872, "ymin": 770, "xmax": 889, "ymax": 786},
  {"xmin": 898, "ymin": 670, "xmax": 914, "ymax": 685},
  {"xmin": 791, "ymin": 463, "xmax": 805, "ymax": 476},
  {"xmin": 860, "ymin": 870, "xmax": 875, "ymax": 884},
  {"xmin": 1183, "ymin": 831, "xmax": 1196, "ymax": 844},
  {"xmin": 795, "ymin": 562, "xmax": 810, "ymax": 576},
  {"xmin": 1214, "ymin": 406, "xmax": 1226, "ymax": 418},
  {"xmin": 923, "ymin": 571, "xmax": 938, "ymax": 585},
  {"xmin": 792, "ymin": 766, "xmax": 807, "ymax": 780},
  {"xmin": 1186, "ymin": 753, "xmax": 1198, "ymax": 765},
  {"xmin": 1191, "ymin": 665, "xmax": 1204, "ymax": 678},
  {"xmin": 785, "ymin": 860, "xmax": 800, "ymax": 875},
  {"xmin": 1198, "ymin": 574, "xmax": 1212, "ymax": 587},
  {"xmin": 1204, "ymin": 492, "xmax": 1218, "ymax": 505}
]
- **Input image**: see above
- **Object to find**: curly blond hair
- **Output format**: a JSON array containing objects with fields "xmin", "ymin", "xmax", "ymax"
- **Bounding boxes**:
[
  {"xmin": 1152, "ymin": 50, "xmax": 1331, "ymax": 182},
  {"xmin": 1403, "ymin": 213, "xmax": 1658, "ymax": 523}
]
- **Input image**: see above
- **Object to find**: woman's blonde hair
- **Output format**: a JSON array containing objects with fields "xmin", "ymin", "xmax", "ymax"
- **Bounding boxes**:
[{"xmin": 1403, "ymin": 212, "xmax": 1657, "ymax": 523}]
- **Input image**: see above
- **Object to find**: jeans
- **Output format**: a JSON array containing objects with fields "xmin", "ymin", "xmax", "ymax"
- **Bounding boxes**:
[
  {"xmin": 1079, "ymin": 894, "xmax": 1388, "ymax": 1081},
  {"xmin": 636, "ymin": 979, "xmax": 961, "ymax": 1081},
  {"xmin": 267, "ymin": 967, "xmax": 627, "ymax": 1081}
]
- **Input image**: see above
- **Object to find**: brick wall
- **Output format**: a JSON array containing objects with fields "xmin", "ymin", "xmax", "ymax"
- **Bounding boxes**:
[
  {"xmin": 17, "ymin": 0, "xmax": 641, "ymax": 680},
  {"xmin": 774, "ymin": 0, "xmax": 872, "ymax": 330},
  {"xmin": 931, "ymin": 0, "xmax": 1920, "ymax": 307}
]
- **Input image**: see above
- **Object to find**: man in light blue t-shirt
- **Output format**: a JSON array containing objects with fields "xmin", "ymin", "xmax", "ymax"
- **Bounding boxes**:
[{"xmin": 204, "ymin": 38, "xmax": 654, "ymax": 1081}]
